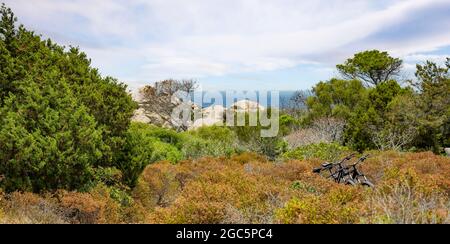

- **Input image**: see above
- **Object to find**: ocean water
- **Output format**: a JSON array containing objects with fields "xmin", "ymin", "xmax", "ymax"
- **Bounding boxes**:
[{"xmin": 189, "ymin": 91, "xmax": 302, "ymax": 109}]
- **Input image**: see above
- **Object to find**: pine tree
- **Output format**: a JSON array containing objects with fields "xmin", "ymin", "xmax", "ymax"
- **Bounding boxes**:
[{"xmin": 0, "ymin": 4, "xmax": 137, "ymax": 192}]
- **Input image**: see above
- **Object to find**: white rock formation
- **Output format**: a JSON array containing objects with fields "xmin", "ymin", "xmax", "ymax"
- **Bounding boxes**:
[
  {"xmin": 231, "ymin": 99, "xmax": 265, "ymax": 112},
  {"xmin": 131, "ymin": 108, "xmax": 151, "ymax": 124},
  {"xmin": 133, "ymin": 97, "xmax": 266, "ymax": 130},
  {"xmin": 202, "ymin": 105, "xmax": 226, "ymax": 120},
  {"xmin": 190, "ymin": 105, "xmax": 225, "ymax": 130}
]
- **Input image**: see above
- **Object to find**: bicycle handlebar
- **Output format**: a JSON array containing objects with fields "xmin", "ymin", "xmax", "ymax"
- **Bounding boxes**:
[
  {"xmin": 351, "ymin": 154, "xmax": 370, "ymax": 167},
  {"xmin": 345, "ymin": 153, "xmax": 357, "ymax": 161},
  {"xmin": 333, "ymin": 153, "xmax": 356, "ymax": 166}
]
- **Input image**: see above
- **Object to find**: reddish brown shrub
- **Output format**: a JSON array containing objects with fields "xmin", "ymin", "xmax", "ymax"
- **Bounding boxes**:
[
  {"xmin": 0, "ymin": 192, "xmax": 64, "ymax": 224},
  {"xmin": 366, "ymin": 168, "xmax": 448, "ymax": 224},
  {"xmin": 57, "ymin": 188, "xmax": 124, "ymax": 224},
  {"xmin": 231, "ymin": 152, "xmax": 268, "ymax": 165},
  {"xmin": 276, "ymin": 186, "xmax": 365, "ymax": 224},
  {"xmin": 1, "ymin": 151, "xmax": 448, "ymax": 224},
  {"xmin": 133, "ymin": 161, "xmax": 186, "ymax": 210}
]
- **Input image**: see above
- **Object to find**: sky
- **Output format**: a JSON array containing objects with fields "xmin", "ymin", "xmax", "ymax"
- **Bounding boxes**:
[{"xmin": 3, "ymin": 0, "xmax": 450, "ymax": 91}]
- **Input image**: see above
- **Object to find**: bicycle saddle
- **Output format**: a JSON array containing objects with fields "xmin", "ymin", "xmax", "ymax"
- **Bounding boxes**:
[{"xmin": 322, "ymin": 162, "xmax": 332, "ymax": 167}]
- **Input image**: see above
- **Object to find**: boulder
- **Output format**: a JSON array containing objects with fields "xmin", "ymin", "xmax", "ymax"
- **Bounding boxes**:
[
  {"xmin": 202, "ymin": 105, "xmax": 226, "ymax": 120},
  {"xmin": 131, "ymin": 108, "xmax": 151, "ymax": 124},
  {"xmin": 231, "ymin": 99, "xmax": 265, "ymax": 112}
]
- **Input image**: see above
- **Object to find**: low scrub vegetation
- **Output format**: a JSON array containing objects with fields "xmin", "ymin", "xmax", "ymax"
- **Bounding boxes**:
[
  {"xmin": 0, "ymin": 5, "xmax": 448, "ymax": 225},
  {"xmin": 1, "ymin": 151, "xmax": 448, "ymax": 224},
  {"xmin": 282, "ymin": 142, "xmax": 350, "ymax": 161}
]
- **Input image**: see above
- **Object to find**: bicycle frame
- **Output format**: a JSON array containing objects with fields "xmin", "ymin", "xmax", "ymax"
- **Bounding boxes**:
[
  {"xmin": 315, "ymin": 154, "xmax": 355, "ymax": 182},
  {"xmin": 346, "ymin": 155, "xmax": 373, "ymax": 186},
  {"xmin": 313, "ymin": 154, "xmax": 374, "ymax": 187}
]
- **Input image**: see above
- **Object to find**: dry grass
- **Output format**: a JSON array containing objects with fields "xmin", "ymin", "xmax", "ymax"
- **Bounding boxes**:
[{"xmin": 1, "ymin": 151, "xmax": 448, "ymax": 224}]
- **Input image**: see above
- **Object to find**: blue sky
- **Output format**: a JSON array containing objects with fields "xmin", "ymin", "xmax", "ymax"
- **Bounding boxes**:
[{"xmin": 4, "ymin": 0, "xmax": 450, "ymax": 91}]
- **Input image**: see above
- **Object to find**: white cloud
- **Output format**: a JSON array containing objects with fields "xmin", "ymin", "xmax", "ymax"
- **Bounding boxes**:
[
  {"xmin": 403, "ymin": 54, "xmax": 449, "ymax": 64},
  {"xmin": 3, "ymin": 0, "xmax": 450, "ymax": 89},
  {"xmin": 401, "ymin": 53, "xmax": 449, "ymax": 79}
]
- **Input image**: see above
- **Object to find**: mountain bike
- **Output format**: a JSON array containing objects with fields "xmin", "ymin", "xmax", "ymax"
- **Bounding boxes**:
[
  {"xmin": 313, "ymin": 153, "xmax": 355, "ymax": 182},
  {"xmin": 313, "ymin": 154, "xmax": 374, "ymax": 187},
  {"xmin": 345, "ymin": 154, "xmax": 374, "ymax": 187}
]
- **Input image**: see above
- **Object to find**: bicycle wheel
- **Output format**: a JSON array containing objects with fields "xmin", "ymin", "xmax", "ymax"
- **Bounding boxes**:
[
  {"xmin": 313, "ymin": 167, "xmax": 322, "ymax": 174},
  {"xmin": 323, "ymin": 167, "xmax": 338, "ymax": 180},
  {"xmin": 344, "ymin": 178, "xmax": 356, "ymax": 186},
  {"xmin": 360, "ymin": 180, "xmax": 374, "ymax": 188},
  {"xmin": 355, "ymin": 175, "xmax": 374, "ymax": 187}
]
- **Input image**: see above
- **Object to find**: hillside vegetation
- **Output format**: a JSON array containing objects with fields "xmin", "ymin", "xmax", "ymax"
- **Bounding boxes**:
[
  {"xmin": 0, "ymin": 4, "xmax": 449, "ymax": 224},
  {"xmin": 1, "ymin": 151, "xmax": 449, "ymax": 224}
]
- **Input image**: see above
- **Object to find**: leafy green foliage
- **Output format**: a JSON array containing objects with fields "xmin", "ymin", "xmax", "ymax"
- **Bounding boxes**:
[
  {"xmin": 0, "ymin": 5, "xmax": 136, "ymax": 192},
  {"xmin": 224, "ymin": 109, "xmax": 292, "ymax": 160},
  {"xmin": 368, "ymin": 80, "xmax": 406, "ymax": 114},
  {"xmin": 279, "ymin": 114, "xmax": 300, "ymax": 136},
  {"xmin": 0, "ymin": 80, "xmax": 105, "ymax": 192},
  {"xmin": 306, "ymin": 78, "xmax": 368, "ymax": 121},
  {"xmin": 180, "ymin": 136, "xmax": 234, "ymax": 159},
  {"xmin": 303, "ymin": 50, "xmax": 448, "ymax": 153},
  {"xmin": 187, "ymin": 125, "xmax": 237, "ymax": 145},
  {"xmin": 282, "ymin": 142, "xmax": 350, "ymax": 161},
  {"xmin": 305, "ymin": 79, "xmax": 369, "ymax": 150},
  {"xmin": 115, "ymin": 123, "xmax": 183, "ymax": 187},
  {"xmin": 116, "ymin": 123, "xmax": 242, "ymax": 187},
  {"xmin": 305, "ymin": 76, "xmax": 415, "ymax": 151},
  {"xmin": 139, "ymin": 124, "xmax": 184, "ymax": 148},
  {"xmin": 337, "ymin": 50, "xmax": 402, "ymax": 86},
  {"xmin": 233, "ymin": 124, "xmax": 287, "ymax": 161},
  {"xmin": 410, "ymin": 59, "xmax": 450, "ymax": 152},
  {"xmin": 181, "ymin": 125, "xmax": 241, "ymax": 159}
]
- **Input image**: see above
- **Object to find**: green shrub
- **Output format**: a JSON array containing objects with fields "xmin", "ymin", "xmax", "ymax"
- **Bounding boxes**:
[
  {"xmin": 182, "ymin": 126, "xmax": 240, "ymax": 159},
  {"xmin": 93, "ymin": 167, "xmax": 124, "ymax": 188},
  {"xmin": 232, "ymin": 123, "xmax": 287, "ymax": 160},
  {"xmin": 116, "ymin": 123, "xmax": 183, "ymax": 187},
  {"xmin": 181, "ymin": 136, "xmax": 234, "ymax": 159},
  {"xmin": 141, "ymin": 125, "xmax": 184, "ymax": 149},
  {"xmin": 0, "ymin": 5, "xmax": 136, "ymax": 192},
  {"xmin": 283, "ymin": 142, "xmax": 350, "ymax": 161},
  {"xmin": 151, "ymin": 141, "xmax": 183, "ymax": 163},
  {"xmin": 187, "ymin": 126, "xmax": 237, "ymax": 145},
  {"xmin": 279, "ymin": 114, "xmax": 300, "ymax": 136},
  {"xmin": 0, "ymin": 82, "xmax": 106, "ymax": 192}
]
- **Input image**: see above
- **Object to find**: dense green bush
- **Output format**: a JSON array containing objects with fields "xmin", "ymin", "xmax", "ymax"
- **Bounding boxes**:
[
  {"xmin": 186, "ymin": 125, "xmax": 237, "ymax": 145},
  {"xmin": 233, "ymin": 124, "xmax": 287, "ymax": 160},
  {"xmin": 140, "ymin": 124, "xmax": 184, "ymax": 149},
  {"xmin": 410, "ymin": 59, "xmax": 450, "ymax": 152},
  {"xmin": 305, "ymin": 50, "xmax": 449, "ymax": 153},
  {"xmin": 116, "ymin": 123, "xmax": 242, "ymax": 187},
  {"xmin": 182, "ymin": 126, "xmax": 240, "ymax": 159},
  {"xmin": 228, "ymin": 110, "xmax": 288, "ymax": 160},
  {"xmin": 279, "ymin": 114, "xmax": 300, "ymax": 136},
  {"xmin": 0, "ymin": 81, "xmax": 105, "ymax": 192},
  {"xmin": 305, "ymin": 78, "xmax": 415, "ymax": 151},
  {"xmin": 0, "ymin": 5, "xmax": 136, "ymax": 192},
  {"xmin": 282, "ymin": 142, "xmax": 350, "ymax": 161},
  {"xmin": 115, "ymin": 123, "xmax": 183, "ymax": 187},
  {"xmin": 152, "ymin": 141, "xmax": 184, "ymax": 163},
  {"xmin": 180, "ymin": 136, "xmax": 233, "ymax": 159}
]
